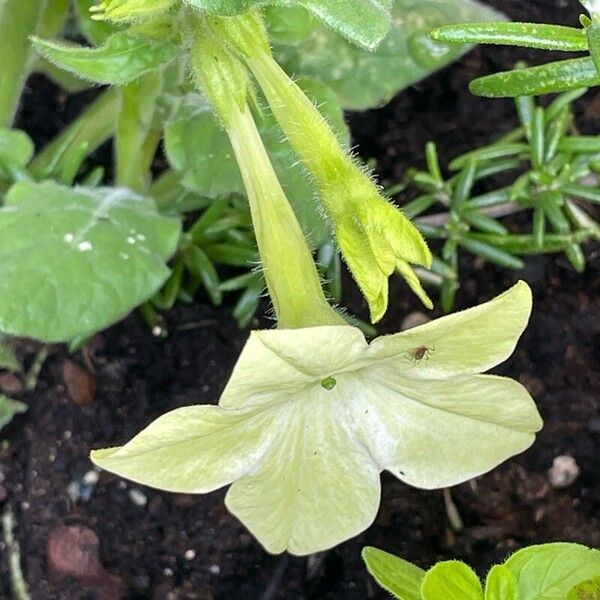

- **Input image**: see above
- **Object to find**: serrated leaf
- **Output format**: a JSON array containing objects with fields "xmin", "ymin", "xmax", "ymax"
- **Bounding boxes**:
[
  {"xmin": 164, "ymin": 79, "xmax": 348, "ymax": 246},
  {"xmin": 0, "ymin": 395, "xmax": 27, "ymax": 431},
  {"xmin": 503, "ymin": 543, "xmax": 600, "ymax": 599},
  {"xmin": 568, "ymin": 576, "xmax": 600, "ymax": 599},
  {"xmin": 421, "ymin": 561, "xmax": 483, "ymax": 600},
  {"xmin": 0, "ymin": 181, "xmax": 181, "ymax": 342},
  {"xmin": 184, "ymin": 0, "xmax": 392, "ymax": 50},
  {"xmin": 31, "ymin": 28, "xmax": 180, "ymax": 85},
  {"xmin": 362, "ymin": 547, "xmax": 425, "ymax": 600},
  {"xmin": 275, "ymin": 0, "xmax": 504, "ymax": 110}
]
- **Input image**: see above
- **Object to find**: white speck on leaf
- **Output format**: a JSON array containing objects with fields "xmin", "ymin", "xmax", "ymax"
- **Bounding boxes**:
[
  {"xmin": 78, "ymin": 241, "xmax": 92, "ymax": 252},
  {"xmin": 126, "ymin": 236, "xmax": 136, "ymax": 244},
  {"xmin": 64, "ymin": 233, "xmax": 74, "ymax": 243}
]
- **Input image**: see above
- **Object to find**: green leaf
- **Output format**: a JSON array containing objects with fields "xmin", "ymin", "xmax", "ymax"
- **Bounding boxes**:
[
  {"xmin": 503, "ymin": 543, "xmax": 600, "ymax": 599},
  {"xmin": 165, "ymin": 79, "xmax": 348, "ymax": 246},
  {"xmin": 568, "ymin": 576, "xmax": 600, "ymax": 599},
  {"xmin": 362, "ymin": 547, "xmax": 425, "ymax": 600},
  {"xmin": 0, "ymin": 337, "xmax": 22, "ymax": 373},
  {"xmin": 0, "ymin": 128, "xmax": 34, "ymax": 168},
  {"xmin": 184, "ymin": 0, "xmax": 393, "ymax": 50},
  {"xmin": 276, "ymin": 0, "xmax": 504, "ymax": 110},
  {"xmin": 0, "ymin": 394, "xmax": 27, "ymax": 431},
  {"xmin": 0, "ymin": 181, "xmax": 181, "ymax": 342},
  {"xmin": 421, "ymin": 561, "xmax": 483, "ymax": 600},
  {"xmin": 31, "ymin": 28, "xmax": 180, "ymax": 85},
  {"xmin": 431, "ymin": 22, "xmax": 589, "ymax": 51},
  {"xmin": 470, "ymin": 57, "xmax": 600, "ymax": 98},
  {"xmin": 484, "ymin": 565, "xmax": 518, "ymax": 600}
]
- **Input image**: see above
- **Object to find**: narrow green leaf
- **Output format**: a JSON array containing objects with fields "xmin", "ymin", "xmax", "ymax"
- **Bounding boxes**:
[
  {"xmin": 232, "ymin": 278, "xmax": 263, "ymax": 327},
  {"xmin": 463, "ymin": 211, "xmax": 508, "ymax": 235},
  {"xmin": 461, "ymin": 238, "xmax": 525, "ymax": 269},
  {"xmin": 586, "ymin": 20, "xmax": 600, "ymax": 73},
  {"xmin": 531, "ymin": 107, "xmax": 545, "ymax": 168},
  {"xmin": 470, "ymin": 57, "xmax": 600, "ymax": 98},
  {"xmin": 563, "ymin": 183, "xmax": 600, "ymax": 203},
  {"xmin": 184, "ymin": 245, "xmax": 223, "ymax": 306},
  {"xmin": 533, "ymin": 207, "xmax": 546, "ymax": 248},
  {"xmin": 449, "ymin": 143, "xmax": 528, "ymax": 171},
  {"xmin": 431, "ymin": 22, "xmax": 588, "ymax": 51},
  {"xmin": 362, "ymin": 547, "xmax": 425, "ymax": 600},
  {"xmin": 453, "ymin": 160, "xmax": 476, "ymax": 209}
]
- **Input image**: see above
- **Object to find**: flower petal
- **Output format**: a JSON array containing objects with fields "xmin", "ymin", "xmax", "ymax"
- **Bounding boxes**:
[
  {"xmin": 368, "ymin": 281, "xmax": 532, "ymax": 378},
  {"xmin": 351, "ymin": 371, "xmax": 542, "ymax": 489},
  {"xmin": 225, "ymin": 389, "xmax": 380, "ymax": 555},
  {"xmin": 220, "ymin": 326, "xmax": 369, "ymax": 408},
  {"xmin": 90, "ymin": 404, "xmax": 277, "ymax": 493}
]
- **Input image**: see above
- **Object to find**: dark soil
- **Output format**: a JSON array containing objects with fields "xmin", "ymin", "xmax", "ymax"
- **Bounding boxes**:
[{"xmin": 2, "ymin": 0, "xmax": 600, "ymax": 598}]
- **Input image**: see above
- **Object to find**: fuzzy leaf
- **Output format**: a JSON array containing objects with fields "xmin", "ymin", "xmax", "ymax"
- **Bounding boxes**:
[
  {"xmin": 31, "ymin": 27, "xmax": 180, "ymax": 85},
  {"xmin": 184, "ymin": 0, "xmax": 392, "ymax": 50},
  {"xmin": 362, "ymin": 547, "xmax": 425, "ymax": 600},
  {"xmin": 421, "ymin": 561, "xmax": 483, "ymax": 600},
  {"xmin": 0, "ymin": 129, "xmax": 34, "ymax": 168},
  {"xmin": 504, "ymin": 543, "xmax": 600, "ymax": 599},
  {"xmin": 0, "ymin": 181, "xmax": 181, "ymax": 342},
  {"xmin": 275, "ymin": 0, "xmax": 504, "ymax": 110}
]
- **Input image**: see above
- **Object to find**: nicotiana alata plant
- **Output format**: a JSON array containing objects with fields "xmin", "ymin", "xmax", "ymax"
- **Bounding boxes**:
[
  {"xmin": 362, "ymin": 543, "xmax": 600, "ymax": 600},
  {"xmin": 91, "ymin": 8, "xmax": 542, "ymax": 555},
  {"xmin": 0, "ymin": 0, "xmax": 502, "ymax": 344},
  {"xmin": 431, "ymin": 0, "xmax": 600, "ymax": 97}
]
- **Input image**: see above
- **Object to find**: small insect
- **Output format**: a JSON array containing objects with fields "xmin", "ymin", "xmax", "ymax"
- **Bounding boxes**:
[{"xmin": 407, "ymin": 344, "xmax": 435, "ymax": 364}]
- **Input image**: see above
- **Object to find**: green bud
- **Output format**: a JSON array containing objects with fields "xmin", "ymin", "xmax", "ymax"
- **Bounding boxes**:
[
  {"xmin": 90, "ymin": 0, "xmax": 176, "ymax": 22},
  {"xmin": 211, "ymin": 12, "xmax": 433, "ymax": 322}
]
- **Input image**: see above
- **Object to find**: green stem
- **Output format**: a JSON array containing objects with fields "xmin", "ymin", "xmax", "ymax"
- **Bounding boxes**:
[
  {"xmin": 0, "ymin": 0, "xmax": 47, "ymax": 126},
  {"xmin": 115, "ymin": 73, "xmax": 163, "ymax": 191},
  {"xmin": 29, "ymin": 87, "xmax": 118, "ymax": 180}
]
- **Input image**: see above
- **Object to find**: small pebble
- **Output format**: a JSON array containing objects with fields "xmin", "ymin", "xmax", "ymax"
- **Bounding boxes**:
[
  {"xmin": 548, "ymin": 455, "xmax": 580, "ymax": 488},
  {"xmin": 184, "ymin": 549, "xmax": 196, "ymax": 561},
  {"xmin": 163, "ymin": 568, "xmax": 174, "ymax": 577},
  {"xmin": 128, "ymin": 488, "xmax": 148, "ymax": 507},
  {"xmin": 209, "ymin": 564, "xmax": 221, "ymax": 575},
  {"xmin": 83, "ymin": 470, "xmax": 99, "ymax": 486},
  {"xmin": 401, "ymin": 312, "xmax": 431, "ymax": 331}
]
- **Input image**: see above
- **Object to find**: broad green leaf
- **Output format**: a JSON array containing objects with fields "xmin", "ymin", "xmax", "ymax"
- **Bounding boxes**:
[
  {"xmin": 31, "ymin": 27, "xmax": 180, "ymax": 85},
  {"xmin": 431, "ymin": 22, "xmax": 589, "ymax": 51},
  {"xmin": 569, "ymin": 576, "xmax": 600, "ymax": 599},
  {"xmin": 362, "ymin": 546, "xmax": 425, "ymax": 600},
  {"xmin": 0, "ymin": 395, "xmax": 27, "ymax": 431},
  {"xmin": 0, "ymin": 128, "xmax": 34, "ymax": 168},
  {"xmin": 264, "ymin": 6, "xmax": 316, "ymax": 45},
  {"xmin": 275, "ymin": 0, "xmax": 504, "ymax": 110},
  {"xmin": 470, "ymin": 57, "xmax": 600, "ymax": 98},
  {"xmin": 184, "ymin": 0, "xmax": 393, "ymax": 50},
  {"xmin": 504, "ymin": 543, "xmax": 600, "ymax": 599},
  {"xmin": 421, "ymin": 561, "xmax": 483, "ymax": 600},
  {"xmin": 164, "ymin": 79, "xmax": 348, "ymax": 245},
  {"xmin": 0, "ymin": 181, "xmax": 181, "ymax": 342},
  {"xmin": 485, "ymin": 565, "xmax": 518, "ymax": 600}
]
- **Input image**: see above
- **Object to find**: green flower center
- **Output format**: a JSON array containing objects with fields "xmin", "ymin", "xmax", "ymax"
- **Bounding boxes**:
[{"xmin": 320, "ymin": 376, "xmax": 337, "ymax": 391}]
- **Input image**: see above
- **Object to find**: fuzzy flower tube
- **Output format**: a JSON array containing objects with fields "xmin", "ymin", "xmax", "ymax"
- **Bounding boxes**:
[
  {"xmin": 92, "ymin": 17, "xmax": 542, "ymax": 556},
  {"xmin": 207, "ymin": 12, "xmax": 433, "ymax": 323}
]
